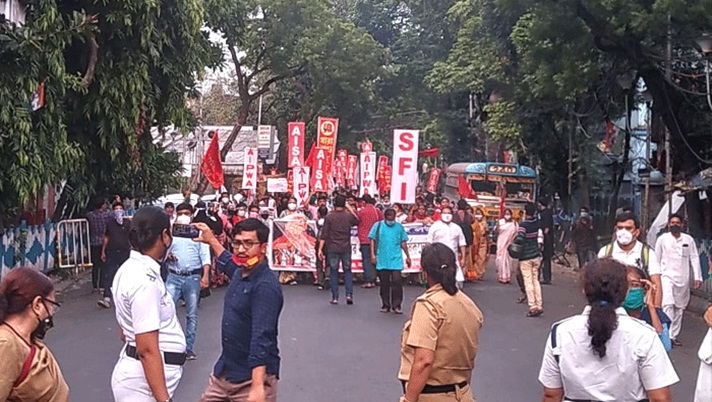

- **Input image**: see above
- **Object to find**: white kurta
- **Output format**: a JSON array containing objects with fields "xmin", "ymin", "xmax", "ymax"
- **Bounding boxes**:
[
  {"xmin": 654, "ymin": 232, "xmax": 703, "ymax": 308},
  {"xmin": 694, "ymin": 329, "xmax": 712, "ymax": 402}
]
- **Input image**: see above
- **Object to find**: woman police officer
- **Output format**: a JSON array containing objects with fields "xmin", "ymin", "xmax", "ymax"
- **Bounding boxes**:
[
  {"xmin": 398, "ymin": 242, "xmax": 484, "ymax": 402},
  {"xmin": 539, "ymin": 258, "xmax": 679, "ymax": 402},
  {"xmin": 111, "ymin": 206, "xmax": 187, "ymax": 402}
]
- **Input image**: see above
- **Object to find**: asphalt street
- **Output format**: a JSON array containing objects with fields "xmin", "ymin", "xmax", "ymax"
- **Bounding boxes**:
[{"xmin": 47, "ymin": 260, "xmax": 708, "ymax": 402}]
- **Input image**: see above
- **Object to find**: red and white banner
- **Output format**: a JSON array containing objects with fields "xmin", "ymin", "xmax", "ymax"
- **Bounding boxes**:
[
  {"xmin": 293, "ymin": 167, "xmax": 310, "ymax": 206},
  {"xmin": 391, "ymin": 130, "xmax": 419, "ymax": 203},
  {"xmin": 337, "ymin": 149, "xmax": 348, "ymax": 178},
  {"xmin": 242, "ymin": 147, "xmax": 258, "ymax": 190},
  {"xmin": 334, "ymin": 159, "xmax": 345, "ymax": 186},
  {"xmin": 310, "ymin": 147, "xmax": 329, "ymax": 192},
  {"xmin": 287, "ymin": 122, "xmax": 305, "ymax": 168},
  {"xmin": 382, "ymin": 165, "xmax": 392, "ymax": 192},
  {"xmin": 361, "ymin": 141, "xmax": 373, "ymax": 153},
  {"xmin": 426, "ymin": 168, "xmax": 441, "ymax": 194},
  {"xmin": 287, "ymin": 169, "xmax": 294, "ymax": 194},
  {"xmin": 347, "ymin": 154, "xmax": 358, "ymax": 188},
  {"xmin": 317, "ymin": 117, "xmax": 339, "ymax": 172},
  {"xmin": 360, "ymin": 152, "xmax": 377, "ymax": 196},
  {"xmin": 377, "ymin": 155, "xmax": 388, "ymax": 191}
]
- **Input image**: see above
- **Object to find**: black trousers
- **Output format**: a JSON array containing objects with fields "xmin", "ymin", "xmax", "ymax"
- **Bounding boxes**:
[
  {"xmin": 378, "ymin": 270, "xmax": 403, "ymax": 310},
  {"xmin": 103, "ymin": 249, "xmax": 130, "ymax": 298},
  {"xmin": 516, "ymin": 264, "xmax": 526, "ymax": 294},
  {"xmin": 90, "ymin": 245, "xmax": 104, "ymax": 289}
]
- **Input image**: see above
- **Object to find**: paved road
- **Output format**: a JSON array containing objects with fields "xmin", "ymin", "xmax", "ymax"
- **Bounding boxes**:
[{"xmin": 47, "ymin": 261, "xmax": 707, "ymax": 401}]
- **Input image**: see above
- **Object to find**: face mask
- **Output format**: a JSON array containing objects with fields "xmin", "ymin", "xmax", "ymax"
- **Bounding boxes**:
[
  {"xmin": 441, "ymin": 213, "xmax": 453, "ymax": 223},
  {"xmin": 580, "ymin": 212, "xmax": 589, "ymax": 218},
  {"xmin": 249, "ymin": 212, "xmax": 259, "ymax": 219},
  {"xmin": 475, "ymin": 214, "xmax": 484, "ymax": 220},
  {"xmin": 622, "ymin": 287, "xmax": 645, "ymax": 310},
  {"xmin": 237, "ymin": 210, "xmax": 246, "ymax": 217},
  {"xmin": 288, "ymin": 203, "xmax": 297, "ymax": 211},
  {"xmin": 175, "ymin": 214, "xmax": 191, "ymax": 225},
  {"xmin": 616, "ymin": 229, "xmax": 635, "ymax": 246},
  {"xmin": 317, "ymin": 218, "xmax": 325, "ymax": 226},
  {"xmin": 504, "ymin": 214, "xmax": 512, "ymax": 220},
  {"xmin": 114, "ymin": 209, "xmax": 125, "ymax": 225},
  {"xmin": 32, "ymin": 314, "xmax": 54, "ymax": 340},
  {"xmin": 385, "ymin": 218, "xmax": 396, "ymax": 226},
  {"xmin": 221, "ymin": 197, "xmax": 229, "ymax": 204},
  {"xmin": 669, "ymin": 224, "xmax": 682, "ymax": 234}
]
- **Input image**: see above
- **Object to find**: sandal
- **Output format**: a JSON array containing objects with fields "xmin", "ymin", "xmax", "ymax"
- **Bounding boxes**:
[
  {"xmin": 393, "ymin": 308, "xmax": 403, "ymax": 315},
  {"xmin": 527, "ymin": 309, "xmax": 544, "ymax": 317},
  {"xmin": 516, "ymin": 295, "xmax": 527, "ymax": 304},
  {"xmin": 330, "ymin": 299, "xmax": 338, "ymax": 305},
  {"xmin": 380, "ymin": 307, "xmax": 390, "ymax": 313},
  {"xmin": 346, "ymin": 296, "xmax": 354, "ymax": 305}
]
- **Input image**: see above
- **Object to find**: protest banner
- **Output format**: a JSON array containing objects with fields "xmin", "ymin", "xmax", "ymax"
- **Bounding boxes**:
[
  {"xmin": 377, "ymin": 155, "xmax": 388, "ymax": 192},
  {"xmin": 361, "ymin": 140, "xmax": 373, "ymax": 153},
  {"xmin": 310, "ymin": 147, "xmax": 329, "ymax": 192},
  {"xmin": 317, "ymin": 117, "xmax": 339, "ymax": 172},
  {"xmin": 359, "ymin": 151, "xmax": 377, "ymax": 196},
  {"xmin": 382, "ymin": 165, "xmax": 392, "ymax": 192},
  {"xmin": 334, "ymin": 158, "xmax": 345, "ymax": 186},
  {"xmin": 242, "ymin": 147, "xmax": 258, "ymax": 190},
  {"xmin": 268, "ymin": 216, "xmax": 318, "ymax": 271},
  {"xmin": 391, "ymin": 130, "xmax": 419, "ymax": 203},
  {"xmin": 287, "ymin": 169, "xmax": 294, "ymax": 194},
  {"xmin": 287, "ymin": 122, "xmax": 306, "ymax": 167},
  {"xmin": 293, "ymin": 166, "xmax": 310, "ymax": 206},
  {"xmin": 267, "ymin": 178, "xmax": 288, "ymax": 193},
  {"xmin": 347, "ymin": 154, "xmax": 358, "ymax": 188},
  {"xmin": 426, "ymin": 168, "xmax": 441, "ymax": 194}
]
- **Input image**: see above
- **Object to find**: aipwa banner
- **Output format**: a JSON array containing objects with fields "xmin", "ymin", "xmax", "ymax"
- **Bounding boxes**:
[{"xmin": 267, "ymin": 217, "xmax": 428, "ymax": 273}]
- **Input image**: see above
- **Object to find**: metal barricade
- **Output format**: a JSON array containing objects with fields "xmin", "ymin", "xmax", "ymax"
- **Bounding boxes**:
[{"xmin": 56, "ymin": 219, "xmax": 93, "ymax": 275}]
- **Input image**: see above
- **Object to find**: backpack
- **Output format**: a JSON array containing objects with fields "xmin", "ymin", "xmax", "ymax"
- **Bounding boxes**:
[{"xmin": 604, "ymin": 242, "xmax": 650, "ymax": 275}]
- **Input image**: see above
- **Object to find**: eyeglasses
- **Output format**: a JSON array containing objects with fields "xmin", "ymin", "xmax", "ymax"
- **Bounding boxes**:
[
  {"xmin": 42, "ymin": 298, "xmax": 62, "ymax": 313},
  {"xmin": 231, "ymin": 240, "xmax": 261, "ymax": 249}
]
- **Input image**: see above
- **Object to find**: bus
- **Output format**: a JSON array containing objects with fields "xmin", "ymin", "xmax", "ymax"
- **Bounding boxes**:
[{"xmin": 444, "ymin": 162, "xmax": 537, "ymax": 229}]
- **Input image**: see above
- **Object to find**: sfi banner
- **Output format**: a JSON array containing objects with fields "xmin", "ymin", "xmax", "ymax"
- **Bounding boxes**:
[
  {"xmin": 391, "ymin": 130, "xmax": 419, "ymax": 203},
  {"xmin": 242, "ymin": 147, "xmax": 258, "ymax": 190},
  {"xmin": 360, "ymin": 152, "xmax": 377, "ymax": 196},
  {"xmin": 293, "ymin": 167, "xmax": 310, "ymax": 206},
  {"xmin": 287, "ymin": 122, "xmax": 305, "ymax": 168}
]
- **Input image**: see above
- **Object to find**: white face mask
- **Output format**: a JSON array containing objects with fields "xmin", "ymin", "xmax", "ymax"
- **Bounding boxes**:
[
  {"xmin": 237, "ymin": 210, "xmax": 246, "ymax": 217},
  {"xmin": 504, "ymin": 214, "xmax": 512, "ymax": 220},
  {"xmin": 475, "ymin": 214, "xmax": 484, "ymax": 220},
  {"xmin": 175, "ymin": 214, "xmax": 191, "ymax": 225},
  {"xmin": 616, "ymin": 229, "xmax": 635, "ymax": 246},
  {"xmin": 288, "ymin": 203, "xmax": 297, "ymax": 211},
  {"xmin": 441, "ymin": 213, "xmax": 453, "ymax": 223}
]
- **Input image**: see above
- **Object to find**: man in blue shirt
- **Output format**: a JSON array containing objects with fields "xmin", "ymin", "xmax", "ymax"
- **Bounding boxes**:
[
  {"xmin": 369, "ymin": 208, "xmax": 411, "ymax": 314},
  {"xmin": 165, "ymin": 203, "xmax": 211, "ymax": 360},
  {"xmin": 193, "ymin": 219, "xmax": 283, "ymax": 402}
]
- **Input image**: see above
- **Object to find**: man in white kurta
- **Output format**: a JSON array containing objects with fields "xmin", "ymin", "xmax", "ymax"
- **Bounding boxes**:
[
  {"xmin": 426, "ymin": 206, "xmax": 467, "ymax": 285},
  {"xmin": 654, "ymin": 214, "xmax": 703, "ymax": 346}
]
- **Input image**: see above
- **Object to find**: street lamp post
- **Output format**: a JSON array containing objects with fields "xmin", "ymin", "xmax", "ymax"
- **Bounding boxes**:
[
  {"xmin": 696, "ymin": 34, "xmax": 712, "ymax": 112},
  {"xmin": 616, "ymin": 71, "xmax": 636, "ymax": 218}
]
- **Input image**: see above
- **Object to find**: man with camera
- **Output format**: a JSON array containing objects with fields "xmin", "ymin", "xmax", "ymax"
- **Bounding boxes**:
[{"xmin": 165, "ymin": 202, "xmax": 211, "ymax": 361}]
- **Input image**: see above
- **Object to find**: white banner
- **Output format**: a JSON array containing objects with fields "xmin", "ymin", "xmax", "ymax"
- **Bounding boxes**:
[
  {"xmin": 293, "ymin": 166, "xmax": 311, "ymax": 206},
  {"xmin": 359, "ymin": 151, "xmax": 377, "ymax": 196},
  {"xmin": 267, "ymin": 178, "xmax": 288, "ymax": 193},
  {"xmin": 391, "ymin": 130, "xmax": 419, "ymax": 203},
  {"xmin": 242, "ymin": 147, "xmax": 258, "ymax": 190}
]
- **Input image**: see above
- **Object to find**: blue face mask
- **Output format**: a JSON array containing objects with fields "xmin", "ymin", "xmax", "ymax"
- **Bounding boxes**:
[
  {"xmin": 114, "ymin": 209, "xmax": 125, "ymax": 225},
  {"xmin": 622, "ymin": 288, "xmax": 645, "ymax": 310}
]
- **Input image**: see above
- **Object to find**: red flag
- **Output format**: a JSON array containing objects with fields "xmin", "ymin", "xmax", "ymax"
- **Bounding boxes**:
[
  {"xmin": 604, "ymin": 121, "xmax": 617, "ymax": 151},
  {"xmin": 419, "ymin": 147, "xmax": 440, "ymax": 158},
  {"xmin": 201, "ymin": 131, "xmax": 224, "ymax": 189},
  {"xmin": 305, "ymin": 143, "xmax": 317, "ymax": 167},
  {"xmin": 457, "ymin": 174, "xmax": 477, "ymax": 200}
]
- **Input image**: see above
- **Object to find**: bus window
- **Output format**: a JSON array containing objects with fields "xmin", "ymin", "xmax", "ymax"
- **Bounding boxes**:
[
  {"xmin": 471, "ymin": 180, "xmax": 497, "ymax": 196},
  {"xmin": 505, "ymin": 182, "xmax": 533, "ymax": 199}
]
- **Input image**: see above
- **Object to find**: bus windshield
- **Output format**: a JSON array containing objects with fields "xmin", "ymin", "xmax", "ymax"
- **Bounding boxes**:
[
  {"xmin": 505, "ymin": 182, "xmax": 534, "ymax": 199},
  {"xmin": 471, "ymin": 180, "xmax": 497, "ymax": 196}
]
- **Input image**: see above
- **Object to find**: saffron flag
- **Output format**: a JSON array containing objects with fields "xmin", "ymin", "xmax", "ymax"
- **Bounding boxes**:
[{"xmin": 200, "ymin": 130, "xmax": 224, "ymax": 189}]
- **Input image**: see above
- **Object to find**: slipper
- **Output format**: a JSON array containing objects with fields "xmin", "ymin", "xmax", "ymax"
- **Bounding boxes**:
[
  {"xmin": 527, "ymin": 309, "xmax": 544, "ymax": 317},
  {"xmin": 393, "ymin": 309, "xmax": 403, "ymax": 315},
  {"xmin": 330, "ymin": 299, "xmax": 338, "ymax": 305}
]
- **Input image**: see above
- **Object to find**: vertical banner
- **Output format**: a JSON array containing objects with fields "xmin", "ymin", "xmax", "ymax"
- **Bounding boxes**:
[
  {"xmin": 361, "ymin": 141, "xmax": 373, "ymax": 153},
  {"xmin": 347, "ymin": 155, "xmax": 358, "ymax": 188},
  {"xmin": 242, "ymin": 147, "xmax": 259, "ymax": 190},
  {"xmin": 317, "ymin": 117, "xmax": 339, "ymax": 173},
  {"xmin": 360, "ymin": 152, "xmax": 377, "ymax": 196},
  {"xmin": 334, "ymin": 159, "xmax": 345, "ymax": 187},
  {"xmin": 310, "ymin": 147, "xmax": 329, "ymax": 192},
  {"xmin": 287, "ymin": 169, "xmax": 294, "ymax": 195},
  {"xmin": 287, "ymin": 122, "xmax": 306, "ymax": 168},
  {"xmin": 391, "ymin": 130, "xmax": 419, "ymax": 203},
  {"xmin": 382, "ymin": 165, "xmax": 393, "ymax": 192},
  {"xmin": 337, "ymin": 149, "xmax": 348, "ymax": 177},
  {"xmin": 377, "ymin": 155, "xmax": 389, "ymax": 193},
  {"xmin": 426, "ymin": 168, "xmax": 441, "ymax": 194},
  {"xmin": 293, "ymin": 167, "xmax": 311, "ymax": 206}
]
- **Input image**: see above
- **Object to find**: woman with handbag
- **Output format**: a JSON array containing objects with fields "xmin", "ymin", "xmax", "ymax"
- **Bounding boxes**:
[{"xmin": 0, "ymin": 267, "xmax": 68, "ymax": 402}]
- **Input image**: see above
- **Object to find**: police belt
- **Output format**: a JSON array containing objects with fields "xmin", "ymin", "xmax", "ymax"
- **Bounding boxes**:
[
  {"xmin": 565, "ymin": 399, "xmax": 649, "ymax": 402},
  {"xmin": 401, "ymin": 380, "xmax": 468, "ymax": 394},
  {"xmin": 125, "ymin": 345, "xmax": 187, "ymax": 366},
  {"xmin": 168, "ymin": 268, "xmax": 203, "ymax": 276}
]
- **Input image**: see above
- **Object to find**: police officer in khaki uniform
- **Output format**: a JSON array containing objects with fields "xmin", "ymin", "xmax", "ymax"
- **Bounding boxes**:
[{"xmin": 399, "ymin": 243, "xmax": 484, "ymax": 402}]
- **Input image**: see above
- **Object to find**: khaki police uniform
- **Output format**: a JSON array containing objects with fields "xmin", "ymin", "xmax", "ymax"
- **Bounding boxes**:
[
  {"xmin": 539, "ymin": 306, "xmax": 679, "ymax": 401},
  {"xmin": 399, "ymin": 284, "xmax": 484, "ymax": 402},
  {"xmin": 111, "ymin": 251, "xmax": 187, "ymax": 402}
]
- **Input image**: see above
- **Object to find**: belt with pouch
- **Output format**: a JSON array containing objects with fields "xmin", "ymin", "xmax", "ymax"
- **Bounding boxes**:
[
  {"xmin": 401, "ymin": 380, "xmax": 468, "ymax": 394},
  {"xmin": 125, "ymin": 345, "xmax": 187, "ymax": 366},
  {"xmin": 168, "ymin": 268, "xmax": 203, "ymax": 276}
]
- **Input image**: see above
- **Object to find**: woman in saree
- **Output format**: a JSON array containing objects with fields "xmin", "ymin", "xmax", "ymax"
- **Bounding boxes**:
[
  {"xmin": 467, "ymin": 208, "xmax": 490, "ymax": 281},
  {"xmin": 494, "ymin": 209, "xmax": 518, "ymax": 284}
]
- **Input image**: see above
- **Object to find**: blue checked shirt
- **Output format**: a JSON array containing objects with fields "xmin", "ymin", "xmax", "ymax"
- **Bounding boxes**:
[
  {"xmin": 213, "ymin": 252, "xmax": 284, "ymax": 383},
  {"xmin": 86, "ymin": 210, "xmax": 110, "ymax": 246},
  {"xmin": 167, "ymin": 237, "xmax": 211, "ymax": 274}
]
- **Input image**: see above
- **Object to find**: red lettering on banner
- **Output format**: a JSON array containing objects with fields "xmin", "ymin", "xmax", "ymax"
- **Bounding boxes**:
[
  {"xmin": 398, "ymin": 132, "xmax": 415, "ymax": 151},
  {"xmin": 398, "ymin": 158, "xmax": 413, "ymax": 175},
  {"xmin": 391, "ymin": 130, "xmax": 419, "ymax": 203},
  {"xmin": 247, "ymin": 148, "xmax": 256, "ymax": 156}
]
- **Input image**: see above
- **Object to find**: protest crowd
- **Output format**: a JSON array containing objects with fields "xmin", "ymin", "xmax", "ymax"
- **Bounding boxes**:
[{"xmin": 1, "ymin": 123, "xmax": 711, "ymax": 402}]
